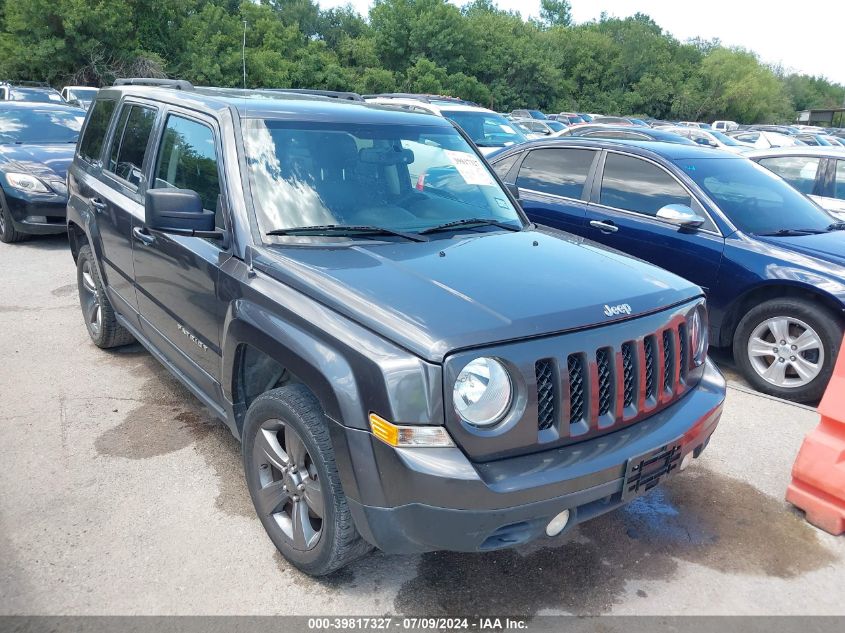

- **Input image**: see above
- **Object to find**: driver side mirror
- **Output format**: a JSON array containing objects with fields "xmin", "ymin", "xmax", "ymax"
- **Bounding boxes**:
[
  {"xmin": 656, "ymin": 204, "xmax": 706, "ymax": 230},
  {"xmin": 145, "ymin": 188, "xmax": 216, "ymax": 235}
]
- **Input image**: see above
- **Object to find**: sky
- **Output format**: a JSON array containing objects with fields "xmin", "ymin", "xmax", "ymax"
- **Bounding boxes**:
[{"xmin": 316, "ymin": 0, "xmax": 845, "ymax": 85}]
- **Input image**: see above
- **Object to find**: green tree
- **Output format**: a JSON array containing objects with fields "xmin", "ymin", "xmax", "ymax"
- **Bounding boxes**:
[{"xmin": 539, "ymin": 0, "xmax": 572, "ymax": 28}]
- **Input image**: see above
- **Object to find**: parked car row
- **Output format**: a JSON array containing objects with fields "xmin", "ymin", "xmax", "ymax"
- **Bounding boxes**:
[
  {"xmin": 488, "ymin": 137, "xmax": 845, "ymax": 404},
  {"xmin": 3, "ymin": 79, "xmax": 729, "ymax": 577}
]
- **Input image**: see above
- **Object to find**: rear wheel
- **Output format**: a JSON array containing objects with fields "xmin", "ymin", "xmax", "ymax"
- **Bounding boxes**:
[
  {"xmin": 242, "ymin": 385, "xmax": 372, "ymax": 576},
  {"xmin": 76, "ymin": 245, "xmax": 134, "ymax": 348},
  {"xmin": 734, "ymin": 298, "xmax": 842, "ymax": 403}
]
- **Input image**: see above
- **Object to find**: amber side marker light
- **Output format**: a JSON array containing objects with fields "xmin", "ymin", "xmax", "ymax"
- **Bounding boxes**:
[{"xmin": 369, "ymin": 413, "xmax": 455, "ymax": 448}]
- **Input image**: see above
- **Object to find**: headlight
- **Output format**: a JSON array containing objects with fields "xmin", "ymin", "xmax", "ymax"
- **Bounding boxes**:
[
  {"xmin": 5, "ymin": 172, "xmax": 51, "ymax": 193},
  {"xmin": 453, "ymin": 357, "xmax": 512, "ymax": 426},
  {"xmin": 689, "ymin": 305, "xmax": 709, "ymax": 366}
]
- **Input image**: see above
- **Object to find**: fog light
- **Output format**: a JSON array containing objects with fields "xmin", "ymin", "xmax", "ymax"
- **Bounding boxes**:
[
  {"xmin": 545, "ymin": 509, "xmax": 571, "ymax": 536},
  {"xmin": 680, "ymin": 451, "xmax": 694, "ymax": 471}
]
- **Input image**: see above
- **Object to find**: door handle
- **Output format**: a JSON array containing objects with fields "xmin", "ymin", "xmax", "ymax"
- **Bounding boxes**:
[
  {"xmin": 91, "ymin": 197, "xmax": 107, "ymax": 211},
  {"xmin": 589, "ymin": 220, "xmax": 619, "ymax": 234},
  {"xmin": 132, "ymin": 226, "xmax": 155, "ymax": 245}
]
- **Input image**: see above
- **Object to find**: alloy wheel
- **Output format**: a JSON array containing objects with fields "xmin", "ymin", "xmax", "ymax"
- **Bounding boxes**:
[
  {"xmin": 79, "ymin": 260, "xmax": 102, "ymax": 337},
  {"xmin": 251, "ymin": 418, "xmax": 324, "ymax": 551},
  {"xmin": 747, "ymin": 316, "xmax": 824, "ymax": 388}
]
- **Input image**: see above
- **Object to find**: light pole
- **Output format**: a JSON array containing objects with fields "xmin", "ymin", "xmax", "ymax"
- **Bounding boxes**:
[{"xmin": 242, "ymin": 20, "xmax": 248, "ymax": 89}]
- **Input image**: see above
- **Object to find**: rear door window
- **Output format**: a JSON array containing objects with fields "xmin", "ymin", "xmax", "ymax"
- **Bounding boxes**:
[
  {"xmin": 757, "ymin": 156, "xmax": 821, "ymax": 195},
  {"xmin": 516, "ymin": 148, "xmax": 596, "ymax": 199},
  {"xmin": 106, "ymin": 103, "xmax": 157, "ymax": 189},
  {"xmin": 600, "ymin": 153, "xmax": 691, "ymax": 216},
  {"xmin": 78, "ymin": 99, "xmax": 116, "ymax": 164}
]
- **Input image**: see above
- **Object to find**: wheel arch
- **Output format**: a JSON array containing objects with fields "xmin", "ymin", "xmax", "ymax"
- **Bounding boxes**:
[
  {"xmin": 67, "ymin": 220, "xmax": 88, "ymax": 262},
  {"xmin": 223, "ymin": 312, "xmax": 362, "ymax": 438},
  {"xmin": 718, "ymin": 282, "xmax": 845, "ymax": 347}
]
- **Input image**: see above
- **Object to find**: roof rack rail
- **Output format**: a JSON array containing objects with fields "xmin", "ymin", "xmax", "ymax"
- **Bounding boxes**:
[
  {"xmin": 113, "ymin": 78, "xmax": 194, "ymax": 91},
  {"xmin": 362, "ymin": 92, "xmax": 480, "ymax": 106},
  {"xmin": 266, "ymin": 88, "xmax": 364, "ymax": 102}
]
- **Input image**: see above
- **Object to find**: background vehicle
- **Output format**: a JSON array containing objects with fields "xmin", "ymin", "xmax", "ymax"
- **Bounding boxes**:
[
  {"xmin": 365, "ymin": 93, "xmax": 527, "ymax": 154},
  {"xmin": 678, "ymin": 121, "xmax": 712, "ymax": 129},
  {"xmin": 490, "ymin": 138, "xmax": 845, "ymax": 403},
  {"xmin": 60, "ymin": 86, "xmax": 99, "ymax": 109},
  {"xmin": 562, "ymin": 124, "xmax": 694, "ymax": 145},
  {"xmin": 514, "ymin": 118, "xmax": 567, "ymax": 138},
  {"xmin": 665, "ymin": 126, "xmax": 749, "ymax": 153},
  {"xmin": 747, "ymin": 146, "xmax": 845, "ymax": 220},
  {"xmin": 712, "ymin": 120, "xmax": 739, "ymax": 132},
  {"xmin": 0, "ymin": 101, "xmax": 85, "ymax": 242},
  {"xmin": 511, "ymin": 108, "xmax": 547, "ymax": 120},
  {"xmin": 749, "ymin": 124, "xmax": 801, "ymax": 135},
  {"xmin": 0, "ymin": 81, "xmax": 64, "ymax": 103},
  {"xmin": 67, "ymin": 81, "xmax": 724, "ymax": 576},
  {"xmin": 794, "ymin": 133, "xmax": 840, "ymax": 147},
  {"xmin": 590, "ymin": 116, "xmax": 634, "ymax": 126},
  {"xmin": 726, "ymin": 129, "xmax": 806, "ymax": 148}
]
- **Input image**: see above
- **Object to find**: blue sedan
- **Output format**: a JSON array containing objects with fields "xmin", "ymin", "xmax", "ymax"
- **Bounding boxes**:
[{"xmin": 489, "ymin": 139, "xmax": 845, "ymax": 403}]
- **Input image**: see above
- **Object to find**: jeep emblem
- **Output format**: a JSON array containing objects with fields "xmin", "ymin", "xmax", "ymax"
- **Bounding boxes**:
[{"xmin": 604, "ymin": 303, "xmax": 632, "ymax": 317}]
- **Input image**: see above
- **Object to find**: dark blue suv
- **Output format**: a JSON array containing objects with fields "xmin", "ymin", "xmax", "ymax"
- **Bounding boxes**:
[{"xmin": 490, "ymin": 139, "xmax": 845, "ymax": 403}]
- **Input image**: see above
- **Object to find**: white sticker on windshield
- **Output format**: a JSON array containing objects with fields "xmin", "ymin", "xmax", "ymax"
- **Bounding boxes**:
[
  {"xmin": 500, "ymin": 125, "xmax": 516, "ymax": 134},
  {"xmin": 444, "ymin": 150, "xmax": 496, "ymax": 186}
]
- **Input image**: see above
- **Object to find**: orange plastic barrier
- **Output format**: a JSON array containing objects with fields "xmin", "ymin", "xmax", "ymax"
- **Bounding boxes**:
[{"xmin": 785, "ymin": 335, "xmax": 845, "ymax": 535}]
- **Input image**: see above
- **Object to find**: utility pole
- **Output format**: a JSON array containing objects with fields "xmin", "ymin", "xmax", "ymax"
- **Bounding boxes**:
[{"xmin": 242, "ymin": 20, "xmax": 248, "ymax": 89}]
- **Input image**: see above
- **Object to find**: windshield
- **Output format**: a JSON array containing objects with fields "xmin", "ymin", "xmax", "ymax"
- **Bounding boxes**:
[
  {"xmin": 547, "ymin": 121, "xmax": 566, "ymax": 132},
  {"xmin": 243, "ymin": 120, "xmax": 523, "ymax": 240},
  {"xmin": 710, "ymin": 130, "xmax": 742, "ymax": 146},
  {"xmin": 9, "ymin": 88, "xmax": 64, "ymax": 103},
  {"xmin": 0, "ymin": 107, "xmax": 85, "ymax": 143},
  {"xmin": 439, "ymin": 110, "xmax": 527, "ymax": 147},
  {"xmin": 67, "ymin": 88, "xmax": 98, "ymax": 101},
  {"xmin": 677, "ymin": 157, "xmax": 835, "ymax": 234}
]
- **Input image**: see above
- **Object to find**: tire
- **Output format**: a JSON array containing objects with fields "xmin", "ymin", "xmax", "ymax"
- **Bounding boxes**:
[
  {"xmin": 242, "ymin": 385, "xmax": 372, "ymax": 576},
  {"xmin": 0, "ymin": 196, "xmax": 28, "ymax": 243},
  {"xmin": 733, "ymin": 298, "xmax": 843, "ymax": 403},
  {"xmin": 76, "ymin": 244, "xmax": 135, "ymax": 348}
]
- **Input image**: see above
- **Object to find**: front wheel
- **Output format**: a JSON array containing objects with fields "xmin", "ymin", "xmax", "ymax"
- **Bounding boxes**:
[
  {"xmin": 733, "ymin": 298, "xmax": 843, "ymax": 403},
  {"xmin": 242, "ymin": 385, "xmax": 372, "ymax": 576},
  {"xmin": 0, "ymin": 197, "xmax": 28, "ymax": 243}
]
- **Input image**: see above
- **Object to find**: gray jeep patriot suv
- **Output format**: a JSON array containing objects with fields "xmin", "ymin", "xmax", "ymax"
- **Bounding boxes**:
[{"xmin": 67, "ymin": 79, "xmax": 726, "ymax": 576}]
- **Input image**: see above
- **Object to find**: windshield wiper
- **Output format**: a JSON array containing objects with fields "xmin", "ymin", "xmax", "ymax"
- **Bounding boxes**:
[
  {"xmin": 755, "ymin": 228, "xmax": 827, "ymax": 237},
  {"xmin": 266, "ymin": 224, "xmax": 428, "ymax": 242},
  {"xmin": 827, "ymin": 221, "xmax": 845, "ymax": 231},
  {"xmin": 419, "ymin": 217, "xmax": 522, "ymax": 235}
]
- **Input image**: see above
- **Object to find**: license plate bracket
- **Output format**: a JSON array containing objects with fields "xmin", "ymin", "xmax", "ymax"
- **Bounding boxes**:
[{"xmin": 622, "ymin": 439, "xmax": 683, "ymax": 501}]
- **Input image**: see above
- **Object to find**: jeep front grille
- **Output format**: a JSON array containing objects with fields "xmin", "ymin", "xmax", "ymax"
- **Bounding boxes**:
[
  {"xmin": 567, "ymin": 354, "xmax": 586, "ymax": 425},
  {"xmin": 596, "ymin": 348, "xmax": 613, "ymax": 416},
  {"xmin": 536, "ymin": 319, "xmax": 691, "ymax": 436},
  {"xmin": 535, "ymin": 359, "xmax": 556, "ymax": 431},
  {"xmin": 621, "ymin": 342, "xmax": 635, "ymax": 408}
]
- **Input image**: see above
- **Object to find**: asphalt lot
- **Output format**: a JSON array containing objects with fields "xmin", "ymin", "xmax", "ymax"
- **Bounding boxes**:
[{"xmin": 1, "ymin": 234, "xmax": 843, "ymax": 616}]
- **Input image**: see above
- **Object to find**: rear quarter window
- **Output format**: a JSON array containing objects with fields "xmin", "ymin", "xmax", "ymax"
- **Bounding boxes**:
[{"xmin": 78, "ymin": 99, "xmax": 116, "ymax": 163}]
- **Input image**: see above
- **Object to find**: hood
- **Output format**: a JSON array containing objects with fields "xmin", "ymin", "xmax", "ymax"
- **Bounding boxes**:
[
  {"xmin": 253, "ymin": 228, "xmax": 701, "ymax": 362},
  {"xmin": 755, "ymin": 231, "xmax": 845, "ymax": 267},
  {"xmin": 0, "ymin": 143, "xmax": 76, "ymax": 184}
]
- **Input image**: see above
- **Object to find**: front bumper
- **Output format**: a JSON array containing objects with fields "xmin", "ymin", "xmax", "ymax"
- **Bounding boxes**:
[
  {"xmin": 2, "ymin": 188, "xmax": 67, "ymax": 235},
  {"xmin": 334, "ymin": 359, "xmax": 725, "ymax": 554}
]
